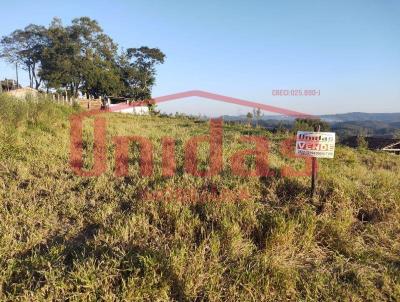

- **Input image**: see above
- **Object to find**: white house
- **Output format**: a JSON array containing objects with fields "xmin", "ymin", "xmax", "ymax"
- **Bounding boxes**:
[
  {"xmin": 105, "ymin": 97, "xmax": 150, "ymax": 115},
  {"xmin": 111, "ymin": 104, "xmax": 149, "ymax": 115}
]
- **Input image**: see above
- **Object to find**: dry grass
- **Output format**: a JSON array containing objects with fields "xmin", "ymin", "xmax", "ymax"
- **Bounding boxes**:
[
  {"xmin": 0, "ymin": 94, "xmax": 399, "ymax": 301},
  {"xmin": 78, "ymin": 99, "xmax": 102, "ymax": 111}
]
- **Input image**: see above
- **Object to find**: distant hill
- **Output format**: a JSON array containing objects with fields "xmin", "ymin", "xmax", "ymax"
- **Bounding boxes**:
[
  {"xmin": 320, "ymin": 112, "xmax": 400, "ymax": 123},
  {"xmin": 223, "ymin": 112, "xmax": 400, "ymax": 138},
  {"xmin": 331, "ymin": 121, "xmax": 400, "ymax": 138},
  {"xmin": 224, "ymin": 112, "xmax": 400, "ymax": 123}
]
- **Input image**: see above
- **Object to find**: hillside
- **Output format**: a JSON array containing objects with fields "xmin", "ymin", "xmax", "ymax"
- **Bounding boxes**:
[
  {"xmin": 0, "ymin": 95, "xmax": 399, "ymax": 301},
  {"xmin": 321, "ymin": 112, "xmax": 400, "ymax": 123},
  {"xmin": 223, "ymin": 113, "xmax": 400, "ymax": 138},
  {"xmin": 224, "ymin": 112, "xmax": 400, "ymax": 123}
]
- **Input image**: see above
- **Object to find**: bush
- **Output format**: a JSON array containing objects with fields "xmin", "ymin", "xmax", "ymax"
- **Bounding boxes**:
[{"xmin": 356, "ymin": 135, "xmax": 368, "ymax": 149}]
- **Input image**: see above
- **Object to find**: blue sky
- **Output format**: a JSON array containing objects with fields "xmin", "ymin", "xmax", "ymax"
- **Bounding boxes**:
[{"xmin": 0, "ymin": 0, "xmax": 399, "ymax": 115}]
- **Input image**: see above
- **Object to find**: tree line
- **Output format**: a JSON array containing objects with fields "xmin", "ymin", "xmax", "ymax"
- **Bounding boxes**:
[{"xmin": 0, "ymin": 17, "xmax": 165, "ymax": 100}]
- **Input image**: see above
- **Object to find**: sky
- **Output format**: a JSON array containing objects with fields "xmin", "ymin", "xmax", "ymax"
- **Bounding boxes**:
[{"xmin": 0, "ymin": 0, "xmax": 399, "ymax": 116}]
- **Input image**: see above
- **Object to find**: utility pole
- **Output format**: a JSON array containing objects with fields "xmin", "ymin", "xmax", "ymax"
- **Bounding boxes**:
[{"xmin": 15, "ymin": 63, "xmax": 19, "ymax": 88}]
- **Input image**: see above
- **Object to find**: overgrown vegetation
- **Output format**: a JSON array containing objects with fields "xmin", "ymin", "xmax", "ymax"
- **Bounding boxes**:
[{"xmin": 0, "ymin": 95, "xmax": 399, "ymax": 301}]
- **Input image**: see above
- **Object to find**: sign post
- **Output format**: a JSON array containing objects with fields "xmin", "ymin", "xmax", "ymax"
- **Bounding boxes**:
[
  {"xmin": 295, "ymin": 127, "xmax": 335, "ymax": 198},
  {"xmin": 311, "ymin": 125, "xmax": 320, "ymax": 197}
]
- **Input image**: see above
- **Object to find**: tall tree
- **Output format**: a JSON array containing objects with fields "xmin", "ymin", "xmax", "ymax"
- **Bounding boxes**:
[
  {"xmin": 120, "ymin": 47, "xmax": 165, "ymax": 100},
  {"xmin": 39, "ymin": 18, "xmax": 72, "ymax": 91},
  {"xmin": 40, "ymin": 17, "xmax": 122, "ymax": 97},
  {"xmin": 1, "ymin": 17, "xmax": 166, "ymax": 99},
  {"xmin": 246, "ymin": 112, "xmax": 253, "ymax": 127},
  {"xmin": 0, "ymin": 24, "xmax": 47, "ymax": 88}
]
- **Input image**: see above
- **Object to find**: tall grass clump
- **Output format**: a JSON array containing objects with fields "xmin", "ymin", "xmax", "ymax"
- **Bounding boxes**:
[{"xmin": 0, "ymin": 93, "xmax": 76, "ymax": 130}]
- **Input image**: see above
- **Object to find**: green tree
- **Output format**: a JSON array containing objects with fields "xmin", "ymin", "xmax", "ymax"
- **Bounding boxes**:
[
  {"xmin": 356, "ymin": 134, "xmax": 368, "ymax": 149},
  {"xmin": 39, "ymin": 18, "xmax": 72, "ymax": 91},
  {"xmin": 0, "ymin": 24, "xmax": 47, "ymax": 89},
  {"xmin": 70, "ymin": 17, "xmax": 121, "ymax": 97},
  {"xmin": 1, "ymin": 17, "xmax": 165, "ymax": 100},
  {"xmin": 253, "ymin": 108, "xmax": 263, "ymax": 127},
  {"xmin": 293, "ymin": 118, "xmax": 330, "ymax": 132},
  {"xmin": 246, "ymin": 112, "xmax": 253, "ymax": 127},
  {"xmin": 119, "ymin": 47, "xmax": 165, "ymax": 100},
  {"xmin": 40, "ymin": 17, "xmax": 122, "ymax": 97}
]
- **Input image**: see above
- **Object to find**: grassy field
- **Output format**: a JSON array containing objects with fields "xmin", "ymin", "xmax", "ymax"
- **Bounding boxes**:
[{"xmin": 0, "ymin": 94, "xmax": 399, "ymax": 301}]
